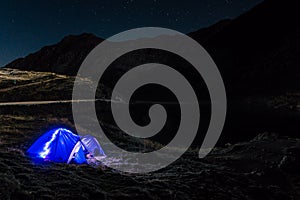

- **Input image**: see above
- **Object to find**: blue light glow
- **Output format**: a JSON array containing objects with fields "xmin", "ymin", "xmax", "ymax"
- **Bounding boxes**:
[
  {"xmin": 38, "ymin": 128, "xmax": 60, "ymax": 158},
  {"xmin": 27, "ymin": 128, "xmax": 104, "ymax": 164}
]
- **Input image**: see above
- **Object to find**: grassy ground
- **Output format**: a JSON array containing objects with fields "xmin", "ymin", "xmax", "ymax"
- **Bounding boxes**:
[{"xmin": 0, "ymin": 68, "xmax": 299, "ymax": 199}]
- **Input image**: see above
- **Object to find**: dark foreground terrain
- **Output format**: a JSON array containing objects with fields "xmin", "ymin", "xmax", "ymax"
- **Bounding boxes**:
[
  {"xmin": 0, "ymin": 68, "xmax": 299, "ymax": 199},
  {"xmin": 1, "ymin": 106, "xmax": 300, "ymax": 199}
]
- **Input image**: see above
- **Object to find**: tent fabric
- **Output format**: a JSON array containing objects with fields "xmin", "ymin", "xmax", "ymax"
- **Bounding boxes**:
[
  {"xmin": 27, "ymin": 128, "xmax": 104, "ymax": 164},
  {"xmin": 81, "ymin": 135, "xmax": 106, "ymax": 157},
  {"xmin": 69, "ymin": 141, "xmax": 87, "ymax": 164},
  {"xmin": 67, "ymin": 141, "xmax": 87, "ymax": 164}
]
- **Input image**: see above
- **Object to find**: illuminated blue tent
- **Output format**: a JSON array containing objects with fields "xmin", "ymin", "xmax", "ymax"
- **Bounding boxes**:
[{"xmin": 27, "ymin": 128, "xmax": 105, "ymax": 164}]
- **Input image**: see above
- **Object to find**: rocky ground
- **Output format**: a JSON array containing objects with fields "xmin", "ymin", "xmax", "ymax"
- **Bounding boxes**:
[
  {"xmin": 0, "ymin": 68, "xmax": 299, "ymax": 199},
  {"xmin": 0, "ymin": 114, "xmax": 299, "ymax": 200}
]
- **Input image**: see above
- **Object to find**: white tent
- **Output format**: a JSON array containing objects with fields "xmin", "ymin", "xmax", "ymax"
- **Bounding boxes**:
[{"xmin": 80, "ymin": 135, "xmax": 106, "ymax": 158}]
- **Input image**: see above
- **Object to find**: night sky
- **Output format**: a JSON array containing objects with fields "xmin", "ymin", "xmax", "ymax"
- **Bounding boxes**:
[{"xmin": 0, "ymin": 0, "xmax": 263, "ymax": 66}]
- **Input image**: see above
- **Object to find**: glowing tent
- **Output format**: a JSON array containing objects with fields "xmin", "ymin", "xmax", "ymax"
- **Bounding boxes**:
[{"xmin": 27, "ymin": 128, "xmax": 105, "ymax": 164}]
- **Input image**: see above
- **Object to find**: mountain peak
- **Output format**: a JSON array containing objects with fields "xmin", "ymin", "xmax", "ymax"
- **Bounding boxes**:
[
  {"xmin": 5, "ymin": 33, "xmax": 104, "ymax": 76},
  {"xmin": 59, "ymin": 33, "xmax": 99, "ymax": 43}
]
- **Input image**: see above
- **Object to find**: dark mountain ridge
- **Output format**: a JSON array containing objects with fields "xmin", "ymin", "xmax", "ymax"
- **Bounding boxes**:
[
  {"xmin": 5, "ymin": 33, "xmax": 103, "ymax": 76},
  {"xmin": 4, "ymin": 0, "xmax": 299, "ymax": 95},
  {"xmin": 195, "ymin": 0, "xmax": 300, "ymax": 95}
]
